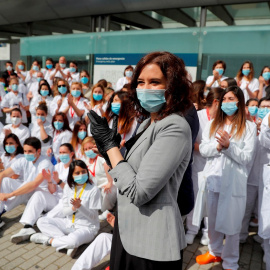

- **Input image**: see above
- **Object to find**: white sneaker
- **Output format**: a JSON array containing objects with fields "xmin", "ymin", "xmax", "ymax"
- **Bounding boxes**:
[
  {"xmin": 30, "ymin": 233, "xmax": 50, "ymax": 245},
  {"xmin": 253, "ymin": 235, "xmax": 263, "ymax": 244},
  {"xmin": 99, "ymin": 210, "xmax": 110, "ymax": 221},
  {"xmin": 185, "ymin": 233, "xmax": 196, "ymax": 245},
  {"xmin": 200, "ymin": 233, "xmax": 209, "ymax": 246},
  {"xmin": 67, "ymin": 247, "xmax": 78, "ymax": 258},
  {"xmin": 11, "ymin": 228, "xmax": 36, "ymax": 244}
]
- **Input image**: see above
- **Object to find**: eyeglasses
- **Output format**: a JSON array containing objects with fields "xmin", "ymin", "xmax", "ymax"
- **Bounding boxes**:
[{"xmin": 58, "ymin": 85, "xmax": 66, "ymax": 88}]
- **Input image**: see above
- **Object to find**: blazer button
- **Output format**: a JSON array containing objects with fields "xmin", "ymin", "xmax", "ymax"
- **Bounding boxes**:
[{"xmin": 114, "ymin": 178, "xmax": 117, "ymax": 182}]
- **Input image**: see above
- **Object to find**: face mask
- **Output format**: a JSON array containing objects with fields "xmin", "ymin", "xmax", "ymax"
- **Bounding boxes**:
[
  {"xmin": 136, "ymin": 89, "xmax": 166, "ymax": 113},
  {"xmin": 32, "ymin": 65, "xmax": 39, "ymax": 71},
  {"xmin": 111, "ymin": 103, "xmax": 121, "ymax": 115},
  {"xmin": 93, "ymin": 93, "xmax": 103, "ymax": 101},
  {"xmin": 215, "ymin": 69, "xmax": 224, "ymax": 76},
  {"xmin": 71, "ymin": 90, "xmax": 81, "ymax": 98},
  {"xmin": 78, "ymin": 131, "xmax": 86, "ymax": 140},
  {"xmin": 69, "ymin": 67, "xmax": 76, "ymax": 73},
  {"xmin": 60, "ymin": 63, "xmax": 66, "ymax": 68},
  {"xmin": 40, "ymin": 90, "xmax": 49, "ymax": 96},
  {"xmin": 12, "ymin": 84, "xmax": 18, "ymax": 91},
  {"xmin": 262, "ymin": 72, "xmax": 270, "ymax": 81},
  {"xmin": 242, "ymin": 69, "xmax": 250, "ymax": 76},
  {"xmin": 0, "ymin": 82, "xmax": 5, "ymax": 86},
  {"xmin": 59, "ymin": 154, "xmax": 71, "ymax": 164},
  {"xmin": 37, "ymin": 77, "xmax": 43, "ymax": 83},
  {"xmin": 85, "ymin": 150, "xmax": 97, "ymax": 159},
  {"xmin": 221, "ymin": 102, "xmax": 238, "ymax": 116},
  {"xmin": 54, "ymin": 121, "xmax": 64, "ymax": 130},
  {"xmin": 37, "ymin": 115, "xmax": 46, "ymax": 122},
  {"xmin": 204, "ymin": 90, "xmax": 209, "ymax": 97},
  {"xmin": 74, "ymin": 173, "xmax": 88, "ymax": 184},
  {"xmin": 258, "ymin": 108, "xmax": 270, "ymax": 119},
  {"xmin": 248, "ymin": 106, "xmax": 258, "ymax": 116},
  {"xmin": 58, "ymin": 86, "xmax": 67, "ymax": 94},
  {"xmin": 6, "ymin": 66, "xmax": 12, "ymax": 71},
  {"xmin": 80, "ymin": 77, "xmax": 89, "ymax": 84},
  {"xmin": 18, "ymin": 65, "xmax": 24, "ymax": 70},
  {"xmin": 46, "ymin": 64, "xmax": 53, "ymax": 69},
  {"xmin": 11, "ymin": 117, "xmax": 22, "ymax": 125},
  {"xmin": 125, "ymin": 70, "xmax": 133, "ymax": 78},
  {"xmin": 25, "ymin": 153, "xmax": 36, "ymax": 162},
  {"xmin": 5, "ymin": 145, "xmax": 16, "ymax": 154}
]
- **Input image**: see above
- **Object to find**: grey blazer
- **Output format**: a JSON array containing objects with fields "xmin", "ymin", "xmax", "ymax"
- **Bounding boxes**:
[{"xmin": 109, "ymin": 113, "xmax": 192, "ymax": 261}]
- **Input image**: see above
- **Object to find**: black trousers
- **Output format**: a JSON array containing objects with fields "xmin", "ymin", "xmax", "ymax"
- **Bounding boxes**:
[{"xmin": 110, "ymin": 213, "xmax": 183, "ymax": 270}]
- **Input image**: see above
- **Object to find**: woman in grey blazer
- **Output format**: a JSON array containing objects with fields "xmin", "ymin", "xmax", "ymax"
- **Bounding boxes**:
[{"xmin": 89, "ymin": 51, "xmax": 193, "ymax": 270}]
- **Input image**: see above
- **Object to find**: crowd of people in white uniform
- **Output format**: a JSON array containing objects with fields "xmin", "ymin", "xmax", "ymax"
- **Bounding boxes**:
[{"xmin": 0, "ymin": 55, "xmax": 269, "ymax": 270}]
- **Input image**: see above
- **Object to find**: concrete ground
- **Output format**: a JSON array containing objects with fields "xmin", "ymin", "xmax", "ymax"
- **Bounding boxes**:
[{"xmin": 0, "ymin": 205, "xmax": 266, "ymax": 270}]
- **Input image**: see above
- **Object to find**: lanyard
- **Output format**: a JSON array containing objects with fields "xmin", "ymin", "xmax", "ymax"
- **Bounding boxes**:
[
  {"xmin": 53, "ymin": 131, "xmax": 61, "ymax": 143},
  {"xmin": 70, "ymin": 97, "xmax": 80, "ymax": 118},
  {"xmin": 206, "ymin": 108, "xmax": 210, "ymax": 121},
  {"xmin": 72, "ymin": 182, "xmax": 86, "ymax": 223},
  {"xmin": 88, "ymin": 158, "xmax": 97, "ymax": 177}
]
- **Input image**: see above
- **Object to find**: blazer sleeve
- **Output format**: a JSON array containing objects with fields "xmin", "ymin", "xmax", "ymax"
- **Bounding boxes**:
[
  {"xmin": 221, "ymin": 121, "xmax": 256, "ymax": 166},
  {"xmin": 199, "ymin": 120, "xmax": 221, "ymax": 158},
  {"xmin": 259, "ymin": 112, "xmax": 270, "ymax": 149},
  {"xmin": 109, "ymin": 118, "xmax": 191, "ymax": 207}
]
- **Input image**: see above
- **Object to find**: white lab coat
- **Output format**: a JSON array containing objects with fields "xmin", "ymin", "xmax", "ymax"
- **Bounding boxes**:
[
  {"xmin": 115, "ymin": 77, "xmax": 129, "ymax": 91},
  {"xmin": 52, "ymin": 130, "xmax": 73, "ymax": 161},
  {"xmin": 198, "ymin": 119, "xmax": 256, "ymax": 235},
  {"xmin": 206, "ymin": 75, "xmax": 228, "ymax": 87}
]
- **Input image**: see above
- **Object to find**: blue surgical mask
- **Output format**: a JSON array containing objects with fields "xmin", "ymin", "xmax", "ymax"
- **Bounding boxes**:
[
  {"xmin": 37, "ymin": 115, "xmax": 46, "ymax": 122},
  {"xmin": 69, "ymin": 67, "xmax": 76, "ymax": 73},
  {"xmin": 54, "ymin": 121, "xmax": 64, "ymax": 130},
  {"xmin": 221, "ymin": 102, "xmax": 238, "ymax": 116},
  {"xmin": 58, "ymin": 86, "xmax": 67, "ymax": 94},
  {"xmin": 125, "ymin": 70, "xmax": 133, "ymax": 78},
  {"xmin": 111, "ymin": 103, "xmax": 121, "ymax": 115},
  {"xmin": 0, "ymin": 82, "xmax": 5, "ymax": 86},
  {"xmin": 5, "ymin": 145, "xmax": 16, "ymax": 154},
  {"xmin": 18, "ymin": 65, "xmax": 24, "ymax": 70},
  {"xmin": 37, "ymin": 77, "xmax": 42, "ymax": 83},
  {"xmin": 25, "ymin": 153, "xmax": 36, "ymax": 162},
  {"xmin": 215, "ymin": 69, "xmax": 224, "ymax": 76},
  {"xmin": 46, "ymin": 64, "xmax": 53, "ymax": 69},
  {"xmin": 40, "ymin": 90, "xmax": 49, "ymax": 96},
  {"xmin": 74, "ymin": 173, "xmax": 88, "ymax": 184},
  {"xmin": 262, "ymin": 72, "xmax": 270, "ymax": 81},
  {"xmin": 78, "ymin": 131, "xmax": 87, "ymax": 140},
  {"xmin": 59, "ymin": 154, "xmax": 70, "ymax": 164},
  {"xmin": 248, "ymin": 106, "xmax": 258, "ymax": 116},
  {"xmin": 242, "ymin": 69, "xmax": 250, "ymax": 76},
  {"xmin": 71, "ymin": 90, "xmax": 81, "ymax": 98},
  {"xmin": 258, "ymin": 108, "xmax": 270, "ymax": 119},
  {"xmin": 32, "ymin": 65, "xmax": 39, "ymax": 71},
  {"xmin": 136, "ymin": 89, "xmax": 166, "ymax": 113},
  {"xmin": 12, "ymin": 84, "xmax": 18, "ymax": 91},
  {"xmin": 60, "ymin": 63, "xmax": 66, "ymax": 68},
  {"xmin": 93, "ymin": 93, "xmax": 103, "ymax": 101},
  {"xmin": 80, "ymin": 77, "xmax": 89, "ymax": 84},
  {"xmin": 85, "ymin": 150, "xmax": 97, "ymax": 159}
]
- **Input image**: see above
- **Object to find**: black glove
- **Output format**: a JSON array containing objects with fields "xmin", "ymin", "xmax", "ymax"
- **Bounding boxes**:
[{"xmin": 88, "ymin": 110, "xmax": 121, "ymax": 166}]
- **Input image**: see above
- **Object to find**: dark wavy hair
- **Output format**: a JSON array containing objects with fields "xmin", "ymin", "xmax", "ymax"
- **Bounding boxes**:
[
  {"xmin": 52, "ymin": 112, "xmax": 72, "ymax": 132},
  {"xmin": 3, "ymin": 133, "xmax": 24, "ymax": 156},
  {"xmin": 67, "ymin": 160, "xmax": 91, "ymax": 188},
  {"xmin": 130, "ymin": 51, "xmax": 192, "ymax": 120}
]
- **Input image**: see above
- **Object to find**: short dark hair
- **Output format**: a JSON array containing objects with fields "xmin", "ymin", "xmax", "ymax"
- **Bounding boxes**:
[
  {"xmin": 6, "ymin": 61, "xmax": 13, "ymax": 66},
  {"xmin": 24, "ymin": 137, "xmax": 41, "ymax": 150},
  {"xmin": 60, "ymin": 143, "xmax": 76, "ymax": 159},
  {"xmin": 36, "ymin": 102, "xmax": 48, "ymax": 115},
  {"xmin": 224, "ymin": 77, "xmax": 237, "ymax": 87},
  {"xmin": 11, "ymin": 108, "xmax": 22, "ymax": 116},
  {"xmin": 212, "ymin": 60, "xmax": 226, "ymax": 72},
  {"xmin": 67, "ymin": 160, "xmax": 91, "ymax": 188},
  {"xmin": 3, "ymin": 133, "xmax": 24, "ymax": 156},
  {"xmin": 246, "ymin": 98, "xmax": 259, "ymax": 106},
  {"xmin": 259, "ymin": 96, "xmax": 270, "ymax": 107},
  {"xmin": 124, "ymin": 65, "xmax": 134, "ymax": 76}
]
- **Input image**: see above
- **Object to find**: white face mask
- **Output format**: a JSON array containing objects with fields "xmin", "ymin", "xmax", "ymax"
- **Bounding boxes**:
[{"xmin": 11, "ymin": 117, "xmax": 22, "ymax": 125}]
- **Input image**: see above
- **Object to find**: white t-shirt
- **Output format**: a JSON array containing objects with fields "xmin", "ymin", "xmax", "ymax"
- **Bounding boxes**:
[
  {"xmin": 116, "ymin": 77, "xmax": 129, "ymax": 91},
  {"xmin": 67, "ymin": 72, "xmax": 80, "ymax": 85},
  {"xmin": 0, "ymin": 84, "xmax": 6, "ymax": 117},
  {"xmin": 28, "ymin": 81, "xmax": 39, "ymax": 97},
  {"xmin": 30, "ymin": 121, "xmax": 54, "ymax": 156},
  {"xmin": 44, "ymin": 69, "xmax": 55, "ymax": 87},
  {"xmin": 1, "ymin": 92, "xmax": 29, "ymax": 123},
  {"xmin": 237, "ymin": 77, "xmax": 259, "ymax": 102},
  {"xmin": 0, "ymin": 123, "xmax": 30, "ymax": 146},
  {"xmin": 75, "ymin": 143, "xmax": 84, "ymax": 160},
  {"xmin": 206, "ymin": 75, "xmax": 228, "ymax": 87},
  {"xmin": 54, "ymin": 68, "xmax": 69, "ymax": 79},
  {"xmin": 11, "ymin": 155, "xmax": 53, "ymax": 192},
  {"xmin": 1, "ymin": 153, "xmax": 24, "ymax": 182},
  {"xmin": 54, "ymin": 161, "xmax": 70, "ymax": 199},
  {"xmin": 52, "ymin": 130, "xmax": 73, "ymax": 161}
]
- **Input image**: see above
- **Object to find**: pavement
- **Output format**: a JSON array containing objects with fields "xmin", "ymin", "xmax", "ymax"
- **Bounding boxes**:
[{"xmin": 0, "ymin": 204, "xmax": 266, "ymax": 270}]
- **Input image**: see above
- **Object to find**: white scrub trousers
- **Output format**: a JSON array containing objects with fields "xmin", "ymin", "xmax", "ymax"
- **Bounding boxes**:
[
  {"xmin": 207, "ymin": 190, "xmax": 240, "ymax": 270},
  {"xmin": 19, "ymin": 190, "xmax": 58, "ymax": 226},
  {"xmin": 71, "ymin": 233, "xmax": 112, "ymax": 270},
  {"xmin": 37, "ymin": 217, "xmax": 97, "ymax": 250}
]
